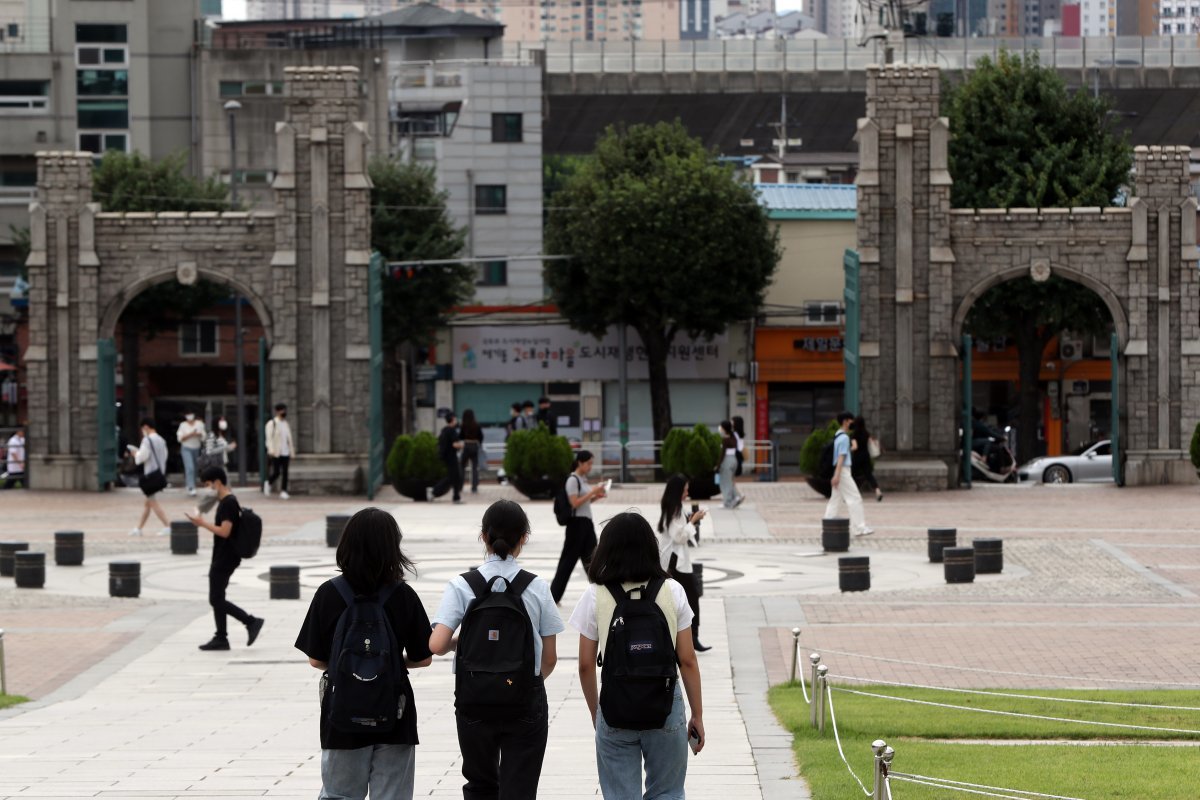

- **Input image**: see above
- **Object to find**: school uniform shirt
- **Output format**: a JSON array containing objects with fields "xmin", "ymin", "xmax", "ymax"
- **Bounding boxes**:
[
  {"xmin": 294, "ymin": 580, "xmax": 433, "ymax": 749},
  {"xmin": 212, "ymin": 494, "xmax": 242, "ymax": 570},
  {"xmin": 5, "ymin": 433, "xmax": 25, "ymax": 474},
  {"xmin": 432, "ymin": 554, "xmax": 564, "ymax": 676},
  {"xmin": 657, "ymin": 512, "xmax": 695, "ymax": 574},
  {"xmin": 135, "ymin": 432, "xmax": 169, "ymax": 476},
  {"xmin": 569, "ymin": 579, "xmax": 694, "ymax": 661},
  {"xmin": 567, "ymin": 473, "xmax": 591, "ymax": 520}
]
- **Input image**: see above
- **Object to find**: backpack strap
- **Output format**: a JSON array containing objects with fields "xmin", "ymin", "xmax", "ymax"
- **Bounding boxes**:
[
  {"xmin": 331, "ymin": 575, "xmax": 356, "ymax": 607},
  {"xmin": 637, "ymin": 576, "xmax": 667, "ymax": 604},
  {"xmin": 604, "ymin": 582, "xmax": 629, "ymax": 604},
  {"xmin": 461, "ymin": 569, "xmax": 489, "ymax": 601},
  {"xmin": 506, "ymin": 569, "xmax": 536, "ymax": 597}
]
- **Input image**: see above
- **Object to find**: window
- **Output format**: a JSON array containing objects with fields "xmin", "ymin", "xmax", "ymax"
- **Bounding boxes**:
[
  {"xmin": 76, "ymin": 46, "xmax": 128, "ymax": 69},
  {"xmin": 220, "ymin": 80, "xmax": 285, "ymax": 97},
  {"xmin": 475, "ymin": 185, "xmax": 507, "ymax": 214},
  {"xmin": 78, "ymin": 132, "xmax": 128, "ymax": 154},
  {"xmin": 224, "ymin": 169, "xmax": 276, "ymax": 186},
  {"xmin": 75, "ymin": 24, "xmax": 128, "ymax": 43},
  {"xmin": 477, "ymin": 260, "xmax": 508, "ymax": 286},
  {"xmin": 180, "ymin": 320, "xmax": 219, "ymax": 356},
  {"xmin": 804, "ymin": 301, "xmax": 842, "ymax": 325},
  {"xmin": 491, "ymin": 113, "xmax": 523, "ymax": 143},
  {"xmin": 77, "ymin": 70, "xmax": 128, "ymax": 96},
  {"xmin": 77, "ymin": 99, "xmax": 128, "ymax": 128},
  {"xmin": 0, "ymin": 80, "xmax": 49, "ymax": 113}
]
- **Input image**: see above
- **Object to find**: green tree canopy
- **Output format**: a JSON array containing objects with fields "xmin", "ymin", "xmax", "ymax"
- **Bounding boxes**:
[
  {"xmin": 94, "ymin": 151, "xmax": 231, "ymax": 213},
  {"xmin": 369, "ymin": 156, "xmax": 471, "ymax": 349},
  {"xmin": 544, "ymin": 120, "xmax": 780, "ymax": 440},
  {"xmin": 946, "ymin": 51, "xmax": 1133, "ymax": 209},
  {"xmin": 947, "ymin": 53, "xmax": 1127, "ymax": 463}
]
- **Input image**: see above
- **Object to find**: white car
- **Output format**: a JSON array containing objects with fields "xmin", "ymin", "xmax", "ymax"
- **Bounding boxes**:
[{"xmin": 1018, "ymin": 440, "xmax": 1114, "ymax": 484}]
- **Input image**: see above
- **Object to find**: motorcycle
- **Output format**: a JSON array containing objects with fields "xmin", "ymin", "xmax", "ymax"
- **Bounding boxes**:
[{"xmin": 962, "ymin": 422, "xmax": 1018, "ymax": 483}]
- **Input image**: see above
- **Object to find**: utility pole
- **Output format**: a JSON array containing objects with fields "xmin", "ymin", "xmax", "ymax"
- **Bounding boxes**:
[
  {"xmin": 224, "ymin": 98, "xmax": 248, "ymax": 486},
  {"xmin": 618, "ymin": 324, "xmax": 629, "ymax": 484}
]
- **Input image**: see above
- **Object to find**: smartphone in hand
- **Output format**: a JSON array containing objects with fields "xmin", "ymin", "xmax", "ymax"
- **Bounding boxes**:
[{"xmin": 688, "ymin": 725, "xmax": 702, "ymax": 755}]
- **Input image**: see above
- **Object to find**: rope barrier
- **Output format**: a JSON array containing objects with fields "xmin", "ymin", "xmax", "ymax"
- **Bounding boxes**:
[
  {"xmin": 884, "ymin": 776, "xmax": 894, "ymax": 800},
  {"xmin": 823, "ymin": 683, "xmax": 872, "ymax": 797},
  {"xmin": 889, "ymin": 773, "xmax": 1078, "ymax": 800},
  {"xmin": 796, "ymin": 643, "xmax": 810, "ymax": 704},
  {"xmin": 889, "ymin": 772, "xmax": 1089, "ymax": 800},
  {"xmin": 829, "ymin": 673, "xmax": 1200, "ymax": 712},
  {"xmin": 831, "ymin": 687, "xmax": 1200, "ymax": 735},
  {"xmin": 812, "ymin": 648, "xmax": 1200, "ymax": 688}
]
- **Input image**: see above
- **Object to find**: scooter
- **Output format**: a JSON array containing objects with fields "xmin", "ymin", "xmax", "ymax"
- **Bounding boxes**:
[{"xmin": 962, "ymin": 424, "xmax": 1019, "ymax": 483}]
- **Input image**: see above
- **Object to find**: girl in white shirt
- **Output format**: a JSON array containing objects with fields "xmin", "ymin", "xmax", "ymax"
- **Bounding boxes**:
[{"xmin": 657, "ymin": 474, "xmax": 710, "ymax": 653}]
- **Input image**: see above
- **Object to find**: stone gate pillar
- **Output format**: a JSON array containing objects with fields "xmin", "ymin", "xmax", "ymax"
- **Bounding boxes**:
[{"xmin": 856, "ymin": 65, "xmax": 956, "ymax": 485}]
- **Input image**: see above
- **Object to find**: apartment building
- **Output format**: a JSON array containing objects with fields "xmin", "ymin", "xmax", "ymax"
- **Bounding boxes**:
[{"xmin": 1159, "ymin": 0, "xmax": 1198, "ymax": 33}]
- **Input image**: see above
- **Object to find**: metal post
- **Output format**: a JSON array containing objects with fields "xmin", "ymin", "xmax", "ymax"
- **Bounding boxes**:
[
  {"xmin": 788, "ymin": 627, "xmax": 801, "ymax": 683},
  {"xmin": 234, "ymin": 298, "xmax": 247, "ymax": 487},
  {"xmin": 0, "ymin": 629, "xmax": 6, "ymax": 696},
  {"xmin": 225, "ymin": 102, "xmax": 240, "ymax": 207},
  {"xmin": 816, "ymin": 664, "xmax": 829, "ymax": 733},
  {"xmin": 808, "ymin": 653, "xmax": 821, "ymax": 727},
  {"xmin": 618, "ymin": 323, "xmax": 629, "ymax": 484},
  {"xmin": 872, "ymin": 739, "xmax": 888, "ymax": 800}
]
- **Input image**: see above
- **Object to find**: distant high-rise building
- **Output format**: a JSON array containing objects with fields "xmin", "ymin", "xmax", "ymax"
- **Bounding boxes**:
[{"xmin": 246, "ymin": 0, "xmax": 390, "ymax": 19}]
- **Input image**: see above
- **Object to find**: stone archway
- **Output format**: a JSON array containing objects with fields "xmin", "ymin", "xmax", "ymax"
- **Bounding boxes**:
[
  {"xmin": 855, "ymin": 65, "xmax": 1200, "ymax": 487},
  {"xmin": 23, "ymin": 66, "xmax": 375, "ymax": 491}
]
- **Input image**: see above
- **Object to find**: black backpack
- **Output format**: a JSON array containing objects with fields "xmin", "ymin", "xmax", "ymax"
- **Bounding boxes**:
[
  {"xmin": 598, "ymin": 578, "xmax": 678, "ymax": 731},
  {"xmin": 326, "ymin": 577, "xmax": 409, "ymax": 733},
  {"xmin": 454, "ymin": 569, "xmax": 537, "ymax": 719},
  {"xmin": 818, "ymin": 432, "xmax": 848, "ymax": 481},
  {"xmin": 235, "ymin": 507, "xmax": 262, "ymax": 559},
  {"xmin": 553, "ymin": 474, "xmax": 580, "ymax": 526}
]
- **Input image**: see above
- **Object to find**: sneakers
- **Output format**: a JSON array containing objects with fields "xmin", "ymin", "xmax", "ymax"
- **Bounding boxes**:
[
  {"xmin": 263, "ymin": 482, "xmax": 271, "ymax": 496},
  {"xmin": 452, "ymin": 497, "xmax": 464, "ymax": 504},
  {"xmin": 279, "ymin": 491, "xmax": 290, "ymax": 500},
  {"xmin": 856, "ymin": 528, "xmax": 876, "ymax": 537},
  {"xmin": 187, "ymin": 488, "xmax": 197, "ymax": 497},
  {"xmin": 733, "ymin": 495, "xmax": 745, "ymax": 508},
  {"xmin": 425, "ymin": 487, "xmax": 434, "ymax": 502},
  {"xmin": 157, "ymin": 527, "xmax": 170, "ymax": 536},
  {"xmin": 129, "ymin": 527, "xmax": 142, "ymax": 537},
  {"xmin": 198, "ymin": 636, "xmax": 230, "ymax": 651},
  {"xmin": 246, "ymin": 617, "xmax": 265, "ymax": 647}
]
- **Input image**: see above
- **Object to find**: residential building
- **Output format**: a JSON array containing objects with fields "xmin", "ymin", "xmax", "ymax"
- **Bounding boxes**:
[
  {"xmin": 715, "ymin": 9, "xmax": 823, "ymax": 37},
  {"xmin": 682, "ymin": 0, "xmax": 731, "ymax": 39},
  {"xmin": 1159, "ymin": 0, "xmax": 1199, "ymax": 33},
  {"xmin": 1079, "ymin": 0, "xmax": 1116, "ymax": 34},
  {"xmin": 246, "ymin": 1, "xmax": 393, "ymax": 18}
]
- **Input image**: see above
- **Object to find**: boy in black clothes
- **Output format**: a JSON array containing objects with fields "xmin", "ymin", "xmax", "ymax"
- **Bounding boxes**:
[
  {"xmin": 187, "ymin": 466, "xmax": 265, "ymax": 651},
  {"xmin": 430, "ymin": 412, "xmax": 464, "ymax": 503}
]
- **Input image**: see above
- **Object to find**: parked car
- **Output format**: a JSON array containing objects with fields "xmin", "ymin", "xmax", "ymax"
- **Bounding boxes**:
[{"xmin": 1018, "ymin": 440, "xmax": 1113, "ymax": 484}]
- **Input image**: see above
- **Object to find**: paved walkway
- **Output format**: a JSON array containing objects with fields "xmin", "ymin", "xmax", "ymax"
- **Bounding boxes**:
[{"xmin": 3, "ymin": 480, "xmax": 1200, "ymax": 798}]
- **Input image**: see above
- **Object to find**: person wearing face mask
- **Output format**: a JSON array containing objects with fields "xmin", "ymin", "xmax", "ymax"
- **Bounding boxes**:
[
  {"xmin": 177, "ymin": 411, "xmax": 207, "ymax": 497},
  {"xmin": 264, "ymin": 403, "xmax": 294, "ymax": 500}
]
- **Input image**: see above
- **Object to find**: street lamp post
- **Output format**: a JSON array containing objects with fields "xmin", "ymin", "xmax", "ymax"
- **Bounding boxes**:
[{"xmin": 224, "ymin": 99, "xmax": 248, "ymax": 486}]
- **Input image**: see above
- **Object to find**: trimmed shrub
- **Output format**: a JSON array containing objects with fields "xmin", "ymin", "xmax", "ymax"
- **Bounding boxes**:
[
  {"xmin": 504, "ymin": 424, "xmax": 573, "ymax": 482},
  {"xmin": 386, "ymin": 432, "xmax": 447, "ymax": 483},
  {"xmin": 799, "ymin": 420, "xmax": 839, "ymax": 477},
  {"xmin": 661, "ymin": 424, "xmax": 722, "ymax": 479},
  {"xmin": 661, "ymin": 428, "xmax": 689, "ymax": 476},
  {"xmin": 1191, "ymin": 422, "xmax": 1200, "ymax": 469}
]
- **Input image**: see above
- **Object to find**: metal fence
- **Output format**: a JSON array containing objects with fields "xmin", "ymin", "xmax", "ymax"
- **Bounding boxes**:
[{"xmin": 504, "ymin": 35, "xmax": 1200, "ymax": 74}]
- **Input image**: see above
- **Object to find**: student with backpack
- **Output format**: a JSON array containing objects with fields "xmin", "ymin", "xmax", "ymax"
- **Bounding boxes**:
[
  {"xmin": 295, "ymin": 507, "xmax": 434, "ymax": 800},
  {"xmin": 569, "ymin": 512, "xmax": 705, "ymax": 799},
  {"xmin": 186, "ymin": 466, "xmax": 265, "ymax": 651},
  {"xmin": 550, "ymin": 449, "xmax": 607, "ymax": 605},
  {"xmin": 429, "ymin": 500, "xmax": 563, "ymax": 800},
  {"xmin": 823, "ymin": 412, "xmax": 874, "ymax": 536}
]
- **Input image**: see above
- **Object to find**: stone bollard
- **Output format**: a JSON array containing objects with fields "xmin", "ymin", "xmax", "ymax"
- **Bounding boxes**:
[
  {"xmin": 270, "ymin": 565, "xmax": 301, "ymax": 600},
  {"xmin": 973, "ymin": 538, "xmax": 1004, "ymax": 574},
  {"xmin": 0, "ymin": 542, "xmax": 29, "ymax": 577},
  {"xmin": 927, "ymin": 528, "xmax": 957, "ymax": 563},
  {"xmin": 55, "ymin": 531, "xmax": 85, "ymax": 566},
  {"xmin": 821, "ymin": 518, "xmax": 850, "ymax": 553},
  {"xmin": 109, "ymin": 561, "xmax": 141, "ymax": 598},
  {"xmin": 838, "ymin": 556, "xmax": 870, "ymax": 592},
  {"xmin": 943, "ymin": 546, "xmax": 976, "ymax": 584},
  {"xmin": 14, "ymin": 551, "xmax": 45, "ymax": 589},
  {"xmin": 326, "ymin": 514, "xmax": 351, "ymax": 548},
  {"xmin": 170, "ymin": 520, "xmax": 198, "ymax": 555}
]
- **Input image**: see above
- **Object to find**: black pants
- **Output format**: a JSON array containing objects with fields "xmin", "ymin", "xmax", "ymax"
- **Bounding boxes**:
[
  {"xmin": 434, "ymin": 455, "xmax": 463, "ymax": 501},
  {"xmin": 855, "ymin": 470, "xmax": 879, "ymax": 494},
  {"xmin": 461, "ymin": 442, "xmax": 481, "ymax": 492},
  {"xmin": 209, "ymin": 560, "xmax": 253, "ymax": 638},
  {"xmin": 268, "ymin": 455, "xmax": 290, "ymax": 492},
  {"xmin": 669, "ymin": 562, "xmax": 701, "ymax": 639},
  {"xmin": 456, "ymin": 680, "xmax": 548, "ymax": 800},
  {"xmin": 550, "ymin": 517, "xmax": 597, "ymax": 603}
]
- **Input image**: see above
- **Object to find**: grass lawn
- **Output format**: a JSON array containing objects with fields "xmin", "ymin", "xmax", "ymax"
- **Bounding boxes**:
[
  {"xmin": 0, "ymin": 694, "xmax": 29, "ymax": 711},
  {"xmin": 769, "ymin": 684, "xmax": 1200, "ymax": 800}
]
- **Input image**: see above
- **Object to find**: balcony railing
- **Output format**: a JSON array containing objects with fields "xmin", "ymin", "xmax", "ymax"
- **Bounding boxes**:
[
  {"xmin": 0, "ymin": 187, "xmax": 37, "ymax": 206},
  {"xmin": 0, "ymin": 95, "xmax": 49, "ymax": 114},
  {"xmin": 504, "ymin": 35, "xmax": 1200, "ymax": 73}
]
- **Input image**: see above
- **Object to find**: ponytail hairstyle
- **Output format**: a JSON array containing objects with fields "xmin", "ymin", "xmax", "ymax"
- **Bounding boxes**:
[
  {"xmin": 658, "ymin": 473, "xmax": 688, "ymax": 533},
  {"xmin": 732, "ymin": 415, "xmax": 746, "ymax": 438},
  {"xmin": 572, "ymin": 449, "xmax": 594, "ymax": 472},
  {"xmin": 480, "ymin": 499, "xmax": 530, "ymax": 560},
  {"xmin": 719, "ymin": 420, "xmax": 733, "ymax": 437}
]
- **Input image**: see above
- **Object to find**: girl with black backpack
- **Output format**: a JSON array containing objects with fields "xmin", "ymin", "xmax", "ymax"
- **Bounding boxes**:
[
  {"xmin": 429, "ymin": 500, "xmax": 564, "ymax": 800},
  {"xmin": 294, "ymin": 508, "xmax": 433, "ymax": 800},
  {"xmin": 569, "ymin": 512, "xmax": 706, "ymax": 799}
]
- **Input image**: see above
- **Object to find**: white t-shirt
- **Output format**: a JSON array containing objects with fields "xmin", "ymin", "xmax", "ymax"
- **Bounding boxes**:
[
  {"xmin": 6, "ymin": 434, "xmax": 25, "ymax": 474},
  {"xmin": 657, "ymin": 512, "xmax": 695, "ymax": 574},
  {"xmin": 569, "ymin": 579, "xmax": 694, "ymax": 659},
  {"xmin": 177, "ymin": 420, "xmax": 205, "ymax": 451}
]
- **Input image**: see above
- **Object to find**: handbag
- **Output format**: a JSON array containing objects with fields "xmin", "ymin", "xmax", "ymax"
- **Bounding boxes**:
[
  {"xmin": 138, "ymin": 440, "xmax": 168, "ymax": 494},
  {"xmin": 867, "ymin": 437, "xmax": 882, "ymax": 459}
]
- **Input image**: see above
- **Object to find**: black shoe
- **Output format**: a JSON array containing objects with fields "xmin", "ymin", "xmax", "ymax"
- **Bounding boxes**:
[
  {"xmin": 247, "ymin": 617, "xmax": 264, "ymax": 647},
  {"xmin": 693, "ymin": 640, "xmax": 713, "ymax": 653},
  {"xmin": 199, "ymin": 636, "xmax": 230, "ymax": 651},
  {"xmin": 877, "ymin": 493, "xmax": 884, "ymax": 502}
]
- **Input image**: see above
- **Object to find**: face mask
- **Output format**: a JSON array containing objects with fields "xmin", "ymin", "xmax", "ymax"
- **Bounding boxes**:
[
  {"xmin": 218, "ymin": 420, "xmax": 228, "ymax": 432},
  {"xmin": 185, "ymin": 414, "xmax": 195, "ymax": 422}
]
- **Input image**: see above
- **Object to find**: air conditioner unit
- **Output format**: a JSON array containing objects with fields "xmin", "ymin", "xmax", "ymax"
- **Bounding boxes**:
[{"xmin": 1059, "ymin": 337, "xmax": 1084, "ymax": 362}]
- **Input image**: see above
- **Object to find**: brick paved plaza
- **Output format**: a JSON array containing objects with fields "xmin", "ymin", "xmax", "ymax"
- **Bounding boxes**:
[{"xmin": 1, "ymin": 480, "xmax": 1199, "ymax": 798}]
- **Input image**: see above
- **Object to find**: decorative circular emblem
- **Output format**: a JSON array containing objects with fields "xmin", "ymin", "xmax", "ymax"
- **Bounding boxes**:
[
  {"xmin": 176, "ymin": 261, "xmax": 198, "ymax": 286},
  {"xmin": 1030, "ymin": 259, "xmax": 1051, "ymax": 283}
]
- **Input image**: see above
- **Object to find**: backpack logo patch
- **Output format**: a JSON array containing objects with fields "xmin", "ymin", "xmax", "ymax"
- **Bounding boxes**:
[
  {"xmin": 629, "ymin": 641, "xmax": 654, "ymax": 653},
  {"xmin": 488, "ymin": 629, "xmax": 500, "ymax": 641}
]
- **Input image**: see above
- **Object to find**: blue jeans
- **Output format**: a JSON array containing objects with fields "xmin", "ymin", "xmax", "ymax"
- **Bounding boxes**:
[
  {"xmin": 181, "ymin": 447, "xmax": 198, "ymax": 491},
  {"xmin": 596, "ymin": 686, "xmax": 688, "ymax": 800},
  {"xmin": 719, "ymin": 453, "xmax": 738, "ymax": 508},
  {"xmin": 319, "ymin": 743, "xmax": 415, "ymax": 800}
]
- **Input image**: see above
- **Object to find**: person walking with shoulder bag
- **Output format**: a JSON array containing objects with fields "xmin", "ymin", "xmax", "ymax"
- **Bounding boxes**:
[
  {"xmin": 658, "ymin": 475, "xmax": 710, "ymax": 653},
  {"xmin": 459, "ymin": 409, "xmax": 484, "ymax": 495},
  {"xmin": 295, "ymin": 508, "xmax": 434, "ymax": 800},
  {"xmin": 570, "ymin": 513, "xmax": 705, "ymax": 800},
  {"xmin": 129, "ymin": 418, "xmax": 171, "ymax": 537},
  {"xmin": 550, "ymin": 449, "xmax": 607, "ymax": 604},
  {"xmin": 429, "ymin": 500, "xmax": 564, "ymax": 800},
  {"xmin": 824, "ymin": 412, "xmax": 873, "ymax": 536},
  {"xmin": 851, "ymin": 415, "xmax": 884, "ymax": 502}
]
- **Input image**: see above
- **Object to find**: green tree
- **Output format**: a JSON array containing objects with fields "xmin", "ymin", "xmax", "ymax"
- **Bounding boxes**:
[
  {"xmin": 946, "ymin": 53, "xmax": 1128, "ymax": 463},
  {"xmin": 544, "ymin": 121, "xmax": 780, "ymax": 441},
  {"xmin": 90, "ymin": 151, "xmax": 232, "ymax": 440},
  {"xmin": 368, "ymin": 156, "xmax": 470, "ymax": 439}
]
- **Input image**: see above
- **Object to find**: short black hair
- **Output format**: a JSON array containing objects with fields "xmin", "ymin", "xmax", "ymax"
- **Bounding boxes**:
[
  {"xmin": 573, "ymin": 449, "xmax": 594, "ymax": 470},
  {"xmin": 538, "ymin": 396, "xmax": 550, "ymax": 405},
  {"xmin": 444, "ymin": 412, "xmax": 457, "ymax": 424},
  {"xmin": 588, "ymin": 512, "xmax": 669, "ymax": 585},
  {"xmin": 522, "ymin": 400, "xmax": 535, "ymax": 409},
  {"xmin": 336, "ymin": 507, "xmax": 416, "ymax": 594},
  {"xmin": 511, "ymin": 402, "xmax": 522, "ymax": 412},
  {"xmin": 200, "ymin": 466, "xmax": 228, "ymax": 485},
  {"xmin": 274, "ymin": 403, "xmax": 287, "ymax": 412},
  {"xmin": 140, "ymin": 418, "xmax": 156, "ymax": 429},
  {"xmin": 837, "ymin": 411, "xmax": 855, "ymax": 425}
]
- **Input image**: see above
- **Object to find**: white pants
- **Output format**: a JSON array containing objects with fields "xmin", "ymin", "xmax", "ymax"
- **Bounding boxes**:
[{"xmin": 824, "ymin": 474, "xmax": 869, "ymax": 534}]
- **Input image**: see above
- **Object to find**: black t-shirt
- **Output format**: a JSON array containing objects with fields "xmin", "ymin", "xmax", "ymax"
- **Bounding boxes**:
[
  {"xmin": 438, "ymin": 424, "xmax": 460, "ymax": 461},
  {"xmin": 212, "ymin": 494, "xmax": 241, "ymax": 567},
  {"xmin": 294, "ymin": 579, "xmax": 433, "ymax": 749}
]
